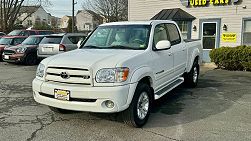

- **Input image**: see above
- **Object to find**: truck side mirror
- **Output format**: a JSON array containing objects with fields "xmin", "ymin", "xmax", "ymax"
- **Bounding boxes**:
[{"xmin": 155, "ymin": 40, "xmax": 171, "ymax": 50}]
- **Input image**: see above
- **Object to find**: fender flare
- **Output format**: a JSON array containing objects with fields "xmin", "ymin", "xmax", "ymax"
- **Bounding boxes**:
[
  {"xmin": 187, "ymin": 48, "xmax": 201, "ymax": 73},
  {"xmin": 125, "ymin": 67, "xmax": 155, "ymax": 107}
]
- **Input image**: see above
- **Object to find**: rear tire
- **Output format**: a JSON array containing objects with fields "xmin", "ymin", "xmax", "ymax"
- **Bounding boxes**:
[
  {"xmin": 24, "ymin": 53, "xmax": 38, "ymax": 65},
  {"xmin": 184, "ymin": 59, "xmax": 199, "ymax": 88},
  {"xmin": 121, "ymin": 83, "xmax": 152, "ymax": 128},
  {"xmin": 49, "ymin": 106, "xmax": 74, "ymax": 114}
]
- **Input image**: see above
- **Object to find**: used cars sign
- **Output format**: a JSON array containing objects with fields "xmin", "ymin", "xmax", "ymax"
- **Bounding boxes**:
[{"xmin": 180, "ymin": 0, "xmax": 240, "ymax": 7}]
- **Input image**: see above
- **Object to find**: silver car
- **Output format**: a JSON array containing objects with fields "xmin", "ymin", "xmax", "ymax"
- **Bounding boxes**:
[{"xmin": 37, "ymin": 33, "xmax": 87, "ymax": 59}]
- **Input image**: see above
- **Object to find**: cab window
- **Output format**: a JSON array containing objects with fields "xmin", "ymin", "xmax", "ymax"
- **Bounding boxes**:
[
  {"xmin": 165, "ymin": 24, "xmax": 181, "ymax": 45},
  {"xmin": 153, "ymin": 24, "xmax": 170, "ymax": 47}
]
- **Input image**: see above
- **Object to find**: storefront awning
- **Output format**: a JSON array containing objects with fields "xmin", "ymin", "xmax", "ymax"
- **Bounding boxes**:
[{"xmin": 151, "ymin": 8, "xmax": 196, "ymax": 21}]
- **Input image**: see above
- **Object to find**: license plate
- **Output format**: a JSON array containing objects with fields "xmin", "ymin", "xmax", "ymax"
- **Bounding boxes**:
[
  {"xmin": 54, "ymin": 89, "xmax": 70, "ymax": 101},
  {"xmin": 43, "ymin": 47, "xmax": 53, "ymax": 52},
  {"xmin": 4, "ymin": 55, "xmax": 9, "ymax": 60}
]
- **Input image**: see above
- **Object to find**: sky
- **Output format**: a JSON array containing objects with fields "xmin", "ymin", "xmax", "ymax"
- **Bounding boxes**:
[{"xmin": 44, "ymin": 0, "xmax": 83, "ymax": 18}]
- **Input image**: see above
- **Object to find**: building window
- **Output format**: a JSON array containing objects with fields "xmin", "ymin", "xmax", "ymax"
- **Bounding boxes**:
[
  {"xmin": 176, "ymin": 21, "xmax": 191, "ymax": 39},
  {"xmin": 28, "ymin": 20, "xmax": 32, "ymax": 26},
  {"xmin": 243, "ymin": 20, "xmax": 251, "ymax": 45}
]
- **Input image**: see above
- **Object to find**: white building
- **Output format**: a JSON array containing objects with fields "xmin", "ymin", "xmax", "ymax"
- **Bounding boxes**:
[
  {"xmin": 60, "ymin": 15, "xmax": 71, "ymax": 29},
  {"xmin": 76, "ymin": 10, "xmax": 103, "ymax": 32},
  {"xmin": 128, "ymin": 0, "xmax": 251, "ymax": 62},
  {"xmin": 18, "ymin": 6, "xmax": 50, "ymax": 28}
]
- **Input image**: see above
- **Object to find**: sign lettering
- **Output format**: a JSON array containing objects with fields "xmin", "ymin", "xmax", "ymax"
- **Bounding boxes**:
[
  {"xmin": 180, "ymin": 0, "xmax": 240, "ymax": 7},
  {"xmin": 222, "ymin": 33, "xmax": 237, "ymax": 42}
]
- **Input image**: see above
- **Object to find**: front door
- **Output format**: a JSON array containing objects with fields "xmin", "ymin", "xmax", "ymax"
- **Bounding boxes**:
[
  {"xmin": 200, "ymin": 19, "xmax": 221, "ymax": 62},
  {"xmin": 151, "ymin": 24, "xmax": 174, "ymax": 92},
  {"xmin": 202, "ymin": 22, "xmax": 217, "ymax": 50}
]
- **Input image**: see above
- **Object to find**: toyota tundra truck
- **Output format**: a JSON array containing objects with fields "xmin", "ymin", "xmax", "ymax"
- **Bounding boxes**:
[{"xmin": 32, "ymin": 20, "xmax": 203, "ymax": 127}]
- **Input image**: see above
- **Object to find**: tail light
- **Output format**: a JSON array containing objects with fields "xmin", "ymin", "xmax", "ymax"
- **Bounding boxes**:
[{"xmin": 59, "ymin": 44, "xmax": 66, "ymax": 51}]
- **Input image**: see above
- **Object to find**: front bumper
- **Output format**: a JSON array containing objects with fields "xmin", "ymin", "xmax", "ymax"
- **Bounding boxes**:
[
  {"xmin": 2, "ymin": 53, "xmax": 25, "ymax": 63},
  {"xmin": 32, "ymin": 78, "xmax": 137, "ymax": 113}
]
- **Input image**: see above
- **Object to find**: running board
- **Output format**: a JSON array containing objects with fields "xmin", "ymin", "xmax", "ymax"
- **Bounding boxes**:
[{"xmin": 154, "ymin": 77, "xmax": 184, "ymax": 100}]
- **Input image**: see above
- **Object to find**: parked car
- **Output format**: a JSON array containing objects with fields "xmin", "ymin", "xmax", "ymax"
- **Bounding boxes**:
[
  {"xmin": 0, "ymin": 36, "xmax": 27, "ymax": 61},
  {"xmin": 2, "ymin": 35, "xmax": 45, "ymax": 65},
  {"xmin": 32, "ymin": 20, "xmax": 203, "ymax": 127},
  {"xmin": 7, "ymin": 29, "xmax": 54, "ymax": 36},
  {"xmin": 37, "ymin": 33, "xmax": 87, "ymax": 59},
  {"xmin": 0, "ymin": 32, "xmax": 6, "ymax": 38}
]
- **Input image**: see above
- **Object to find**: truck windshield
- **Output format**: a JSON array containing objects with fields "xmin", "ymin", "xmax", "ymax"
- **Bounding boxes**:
[
  {"xmin": 83, "ymin": 25, "xmax": 151, "ymax": 50},
  {"xmin": 0, "ymin": 38, "xmax": 12, "ymax": 45},
  {"xmin": 22, "ymin": 36, "xmax": 44, "ymax": 45}
]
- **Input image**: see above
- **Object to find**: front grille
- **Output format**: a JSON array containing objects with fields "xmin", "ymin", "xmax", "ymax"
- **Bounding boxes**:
[
  {"xmin": 39, "ymin": 92, "xmax": 97, "ymax": 102},
  {"xmin": 3, "ymin": 50, "xmax": 16, "ymax": 55},
  {"xmin": 45, "ymin": 66, "xmax": 92, "ymax": 85}
]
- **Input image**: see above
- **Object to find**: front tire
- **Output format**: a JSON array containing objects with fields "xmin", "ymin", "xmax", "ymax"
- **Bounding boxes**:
[
  {"xmin": 24, "ymin": 53, "xmax": 38, "ymax": 65},
  {"xmin": 121, "ymin": 83, "xmax": 152, "ymax": 128}
]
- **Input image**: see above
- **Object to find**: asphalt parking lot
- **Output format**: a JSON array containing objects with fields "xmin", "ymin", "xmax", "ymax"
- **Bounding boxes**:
[{"xmin": 0, "ymin": 62, "xmax": 251, "ymax": 141}]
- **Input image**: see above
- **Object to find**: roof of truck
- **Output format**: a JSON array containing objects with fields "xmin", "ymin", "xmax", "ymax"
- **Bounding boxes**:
[{"xmin": 100, "ymin": 20, "xmax": 175, "ymax": 26}]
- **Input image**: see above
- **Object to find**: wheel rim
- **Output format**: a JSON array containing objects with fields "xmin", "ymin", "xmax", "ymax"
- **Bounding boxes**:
[
  {"xmin": 137, "ymin": 92, "xmax": 149, "ymax": 120},
  {"xmin": 193, "ymin": 67, "xmax": 198, "ymax": 83}
]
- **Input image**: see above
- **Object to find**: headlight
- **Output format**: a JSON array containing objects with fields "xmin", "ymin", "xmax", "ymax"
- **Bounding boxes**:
[
  {"xmin": 16, "ymin": 47, "xmax": 27, "ymax": 53},
  {"xmin": 95, "ymin": 67, "xmax": 129, "ymax": 83},
  {"xmin": 36, "ymin": 63, "xmax": 45, "ymax": 78}
]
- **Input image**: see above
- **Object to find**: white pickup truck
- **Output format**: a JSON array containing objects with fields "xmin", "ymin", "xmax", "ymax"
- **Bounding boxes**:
[{"xmin": 32, "ymin": 20, "xmax": 202, "ymax": 127}]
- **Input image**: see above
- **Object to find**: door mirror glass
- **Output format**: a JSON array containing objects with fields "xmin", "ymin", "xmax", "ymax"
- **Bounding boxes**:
[{"xmin": 155, "ymin": 40, "xmax": 171, "ymax": 50}]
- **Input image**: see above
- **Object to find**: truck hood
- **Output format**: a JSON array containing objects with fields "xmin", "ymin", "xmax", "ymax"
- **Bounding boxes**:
[{"xmin": 43, "ymin": 49, "xmax": 144, "ymax": 69}]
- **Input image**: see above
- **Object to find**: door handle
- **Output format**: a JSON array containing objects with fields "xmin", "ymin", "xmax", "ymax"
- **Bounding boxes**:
[{"xmin": 168, "ymin": 52, "xmax": 173, "ymax": 56}]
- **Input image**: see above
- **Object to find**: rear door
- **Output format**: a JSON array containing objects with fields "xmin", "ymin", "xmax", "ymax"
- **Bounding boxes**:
[
  {"xmin": 38, "ymin": 36, "xmax": 62, "ymax": 55},
  {"xmin": 166, "ymin": 24, "xmax": 187, "ymax": 77}
]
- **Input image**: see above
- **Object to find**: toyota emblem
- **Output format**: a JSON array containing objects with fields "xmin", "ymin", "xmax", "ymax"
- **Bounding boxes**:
[{"xmin": 60, "ymin": 72, "xmax": 70, "ymax": 79}]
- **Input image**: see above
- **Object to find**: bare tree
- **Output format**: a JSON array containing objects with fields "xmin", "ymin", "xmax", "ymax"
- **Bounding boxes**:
[
  {"xmin": 82, "ymin": 0, "xmax": 128, "ymax": 22},
  {"xmin": 0, "ymin": 0, "xmax": 50, "ymax": 32}
]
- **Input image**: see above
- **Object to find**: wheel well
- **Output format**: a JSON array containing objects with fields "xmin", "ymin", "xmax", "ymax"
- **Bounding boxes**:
[
  {"xmin": 138, "ymin": 76, "xmax": 154, "ymax": 98},
  {"xmin": 194, "ymin": 56, "xmax": 199, "ymax": 63}
]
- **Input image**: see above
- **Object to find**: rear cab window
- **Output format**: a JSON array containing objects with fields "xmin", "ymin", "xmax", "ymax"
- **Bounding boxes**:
[{"xmin": 40, "ymin": 36, "xmax": 63, "ymax": 44}]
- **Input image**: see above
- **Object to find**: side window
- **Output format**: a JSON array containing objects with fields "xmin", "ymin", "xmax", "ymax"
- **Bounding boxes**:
[
  {"xmin": 153, "ymin": 24, "xmax": 169, "ymax": 46},
  {"xmin": 22, "ymin": 31, "xmax": 29, "ymax": 36},
  {"xmin": 30, "ymin": 31, "xmax": 36, "ymax": 35},
  {"xmin": 13, "ymin": 38, "xmax": 25, "ymax": 45},
  {"xmin": 165, "ymin": 24, "xmax": 181, "ymax": 45},
  {"xmin": 68, "ymin": 36, "xmax": 79, "ymax": 44}
]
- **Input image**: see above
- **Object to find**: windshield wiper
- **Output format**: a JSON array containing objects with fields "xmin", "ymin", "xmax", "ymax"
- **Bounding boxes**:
[
  {"xmin": 108, "ymin": 45, "xmax": 141, "ymax": 50},
  {"xmin": 82, "ymin": 45, "xmax": 105, "ymax": 49}
]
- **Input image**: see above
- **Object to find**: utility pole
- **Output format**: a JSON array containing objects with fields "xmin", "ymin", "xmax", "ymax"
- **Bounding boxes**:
[{"xmin": 72, "ymin": 0, "xmax": 75, "ymax": 33}]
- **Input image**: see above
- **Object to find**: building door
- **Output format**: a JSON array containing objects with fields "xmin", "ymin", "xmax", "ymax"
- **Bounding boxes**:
[
  {"xmin": 199, "ymin": 19, "xmax": 221, "ymax": 62},
  {"xmin": 202, "ymin": 22, "xmax": 217, "ymax": 49}
]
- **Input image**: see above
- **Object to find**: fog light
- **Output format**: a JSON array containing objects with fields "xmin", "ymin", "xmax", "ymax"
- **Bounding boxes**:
[{"xmin": 105, "ymin": 100, "xmax": 114, "ymax": 108}]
